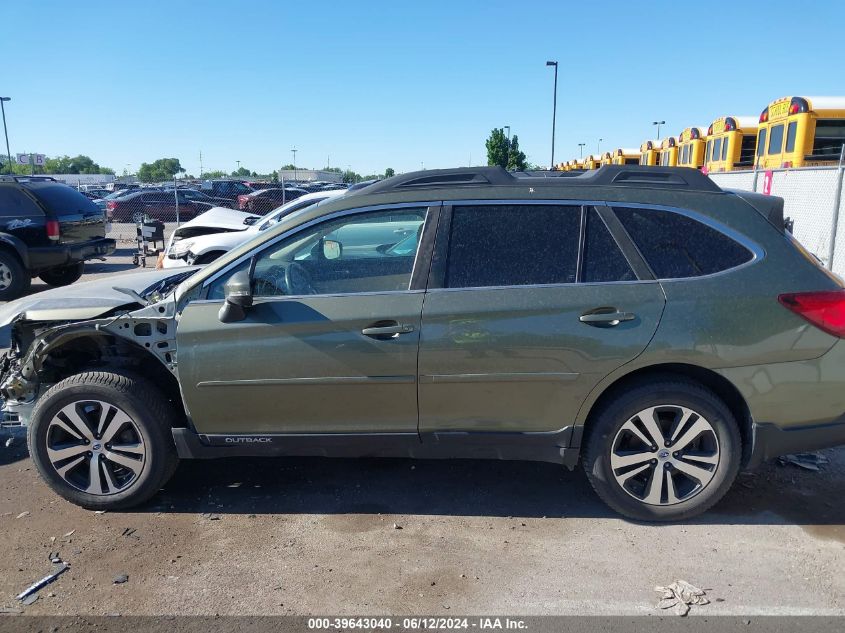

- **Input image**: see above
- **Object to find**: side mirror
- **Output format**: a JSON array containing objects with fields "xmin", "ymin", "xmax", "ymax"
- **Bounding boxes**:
[
  {"xmin": 218, "ymin": 270, "xmax": 253, "ymax": 323},
  {"xmin": 243, "ymin": 216, "xmax": 259, "ymax": 226},
  {"xmin": 322, "ymin": 239, "xmax": 342, "ymax": 260}
]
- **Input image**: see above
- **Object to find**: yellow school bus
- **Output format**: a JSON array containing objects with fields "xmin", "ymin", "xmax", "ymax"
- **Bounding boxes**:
[
  {"xmin": 659, "ymin": 137, "xmax": 678, "ymax": 166},
  {"xmin": 639, "ymin": 140, "xmax": 660, "ymax": 166},
  {"xmin": 677, "ymin": 127, "xmax": 707, "ymax": 168},
  {"xmin": 582, "ymin": 154, "xmax": 603, "ymax": 170},
  {"xmin": 756, "ymin": 96, "xmax": 845, "ymax": 168},
  {"xmin": 611, "ymin": 148, "xmax": 640, "ymax": 166},
  {"xmin": 704, "ymin": 116, "xmax": 758, "ymax": 173},
  {"xmin": 570, "ymin": 159, "xmax": 584, "ymax": 170},
  {"xmin": 600, "ymin": 152, "xmax": 613, "ymax": 166}
]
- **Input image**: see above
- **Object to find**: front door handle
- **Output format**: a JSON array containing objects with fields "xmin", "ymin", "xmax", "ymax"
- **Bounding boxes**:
[
  {"xmin": 579, "ymin": 309, "xmax": 636, "ymax": 326},
  {"xmin": 362, "ymin": 321, "xmax": 416, "ymax": 339}
]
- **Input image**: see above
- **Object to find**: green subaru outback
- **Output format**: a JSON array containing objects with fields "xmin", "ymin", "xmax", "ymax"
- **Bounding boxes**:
[{"xmin": 2, "ymin": 166, "xmax": 844, "ymax": 521}]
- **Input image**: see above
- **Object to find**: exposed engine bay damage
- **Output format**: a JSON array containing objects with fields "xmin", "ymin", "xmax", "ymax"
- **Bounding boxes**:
[{"xmin": 0, "ymin": 298, "xmax": 179, "ymax": 426}]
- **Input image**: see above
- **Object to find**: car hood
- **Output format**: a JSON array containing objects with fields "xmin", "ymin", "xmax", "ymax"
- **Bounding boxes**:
[
  {"xmin": 0, "ymin": 268, "xmax": 197, "ymax": 328},
  {"xmin": 173, "ymin": 206, "xmax": 257, "ymax": 235}
]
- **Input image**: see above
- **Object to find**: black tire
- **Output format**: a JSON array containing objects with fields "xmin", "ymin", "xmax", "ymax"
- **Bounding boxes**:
[
  {"xmin": 582, "ymin": 377, "xmax": 741, "ymax": 522},
  {"xmin": 39, "ymin": 262, "xmax": 84, "ymax": 287},
  {"xmin": 0, "ymin": 249, "xmax": 31, "ymax": 301},
  {"xmin": 27, "ymin": 370, "xmax": 179, "ymax": 510}
]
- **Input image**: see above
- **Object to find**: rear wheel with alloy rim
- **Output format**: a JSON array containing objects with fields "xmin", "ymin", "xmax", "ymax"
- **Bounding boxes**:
[
  {"xmin": 583, "ymin": 378, "xmax": 741, "ymax": 521},
  {"xmin": 0, "ymin": 249, "xmax": 30, "ymax": 300},
  {"xmin": 28, "ymin": 371, "xmax": 179, "ymax": 510}
]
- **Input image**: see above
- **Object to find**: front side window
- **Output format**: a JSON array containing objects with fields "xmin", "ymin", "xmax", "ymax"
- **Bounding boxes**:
[
  {"xmin": 445, "ymin": 205, "xmax": 580, "ymax": 288},
  {"xmin": 712, "ymin": 138, "xmax": 722, "ymax": 162},
  {"xmin": 768, "ymin": 124, "xmax": 784, "ymax": 155},
  {"xmin": 721, "ymin": 136, "xmax": 730, "ymax": 161},
  {"xmin": 613, "ymin": 206, "xmax": 753, "ymax": 278},
  {"xmin": 209, "ymin": 208, "xmax": 426, "ymax": 299}
]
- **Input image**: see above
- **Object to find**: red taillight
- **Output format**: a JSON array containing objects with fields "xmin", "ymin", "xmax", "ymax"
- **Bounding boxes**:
[
  {"xmin": 782, "ymin": 161, "xmax": 793, "ymax": 168},
  {"xmin": 46, "ymin": 219, "xmax": 60, "ymax": 241},
  {"xmin": 778, "ymin": 290, "xmax": 845, "ymax": 337},
  {"xmin": 759, "ymin": 108, "xmax": 769, "ymax": 123},
  {"xmin": 106, "ymin": 201, "xmax": 117, "ymax": 210}
]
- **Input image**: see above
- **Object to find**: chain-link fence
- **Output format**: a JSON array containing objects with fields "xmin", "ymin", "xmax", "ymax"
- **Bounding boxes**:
[{"xmin": 709, "ymin": 163, "xmax": 845, "ymax": 276}]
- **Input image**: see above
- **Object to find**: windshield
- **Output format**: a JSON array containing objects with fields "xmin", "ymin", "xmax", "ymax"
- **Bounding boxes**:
[{"xmin": 141, "ymin": 269, "xmax": 198, "ymax": 303}]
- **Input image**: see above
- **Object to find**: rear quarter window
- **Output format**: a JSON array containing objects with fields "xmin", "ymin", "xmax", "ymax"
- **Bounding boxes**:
[
  {"xmin": 0, "ymin": 185, "xmax": 43, "ymax": 218},
  {"xmin": 24, "ymin": 183, "xmax": 99, "ymax": 216},
  {"xmin": 613, "ymin": 206, "xmax": 753, "ymax": 278}
]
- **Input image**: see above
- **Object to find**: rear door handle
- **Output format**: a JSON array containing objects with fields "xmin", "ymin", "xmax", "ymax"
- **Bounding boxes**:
[
  {"xmin": 579, "ymin": 309, "xmax": 636, "ymax": 326},
  {"xmin": 362, "ymin": 322, "xmax": 416, "ymax": 339}
]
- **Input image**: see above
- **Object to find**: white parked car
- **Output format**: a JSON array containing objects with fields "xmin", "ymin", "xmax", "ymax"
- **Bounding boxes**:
[{"xmin": 161, "ymin": 190, "xmax": 345, "ymax": 268}]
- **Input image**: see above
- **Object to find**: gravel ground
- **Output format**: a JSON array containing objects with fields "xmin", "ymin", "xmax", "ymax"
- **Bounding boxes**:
[{"xmin": 0, "ymin": 245, "xmax": 844, "ymax": 617}]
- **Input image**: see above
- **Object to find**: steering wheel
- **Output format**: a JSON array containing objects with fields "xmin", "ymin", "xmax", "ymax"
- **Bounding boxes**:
[
  {"xmin": 253, "ymin": 264, "xmax": 287, "ymax": 296},
  {"xmin": 284, "ymin": 262, "xmax": 317, "ymax": 295}
]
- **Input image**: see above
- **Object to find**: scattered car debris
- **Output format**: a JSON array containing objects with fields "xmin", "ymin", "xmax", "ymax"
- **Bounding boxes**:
[
  {"xmin": 21, "ymin": 594, "xmax": 39, "ymax": 606},
  {"xmin": 16, "ymin": 562, "xmax": 70, "ymax": 602},
  {"xmin": 113, "ymin": 574, "xmax": 129, "ymax": 584},
  {"xmin": 62, "ymin": 530, "xmax": 75, "ymax": 539},
  {"xmin": 201, "ymin": 513, "xmax": 221, "ymax": 520},
  {"xmin": 0, "ymin": 606, "xmax": 24, "ymax": 614},
  {"xmin": 93, "ymin": 510, "xmax": 107, "ymax": 515},
  {"xmin": 655, "ymin": 580, "xmax": 710, "ymax": 616},
  {"xmin": 393, "ymin": 523, "xmax": 403, "ymax": 530},
  {"xmin": 15, "ymin": 511, "xmax": 29, "ymax": 519},
  {"xmin": 4, "ymin": 437, "xmax": 13, "ymax": 448},
  {"xmin": 778, "ymin": 452, "xmax": 829, "ymax": 471},
  {"xmin": 122, "ymin": 527, "xmax": 138, "ymax": 538}
]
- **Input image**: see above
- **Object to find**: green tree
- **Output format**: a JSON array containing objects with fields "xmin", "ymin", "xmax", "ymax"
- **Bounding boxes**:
[
  {"xmin": 485, "ymin": 128, "xmax": 509, "ymax": 168},
  {"xmin": 323, "ymin": 166, "xmax": 342, "ymax": 173},
  {"xmin": 201, "ymin": 170, "xmax": 227, "ymax": 179},
  {"xmin": 137, "ymin": 158, "xmax": 184, "ymax": 182},
  {"xmin": 506, "ymin": 135, "xmax": 527, "ymax": 171},
  {"xmin": 280, "ymin": 163, "xmax": 296, "ymax": 170},
  {"xmin": 230, "ymin": 166, "xmax": 251, "ymax": 177},
  {"xmin": 384, "ymin": 167, "xmax": 395, "ymax": 178},
  {"xmin": 341, "ymin": 169, "xmax": 359, "ymax": 183},
  {"xmin": 43, "ymin": 155, "xmax": 114, "ymax": 174}
]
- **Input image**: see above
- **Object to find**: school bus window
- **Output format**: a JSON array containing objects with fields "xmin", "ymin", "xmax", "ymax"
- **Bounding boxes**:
[
  {"xmin": 812, "ymin": 120, "xmax": 845, "ymax": 158},
  {"xmin": 740, "ymin": 135, "xmax": 756, "ymax": 165},
  {"xmin": 713, "ymin": 138, "xmax": 721, "ymax": 162},
  {"xmin": 768, "ymin": 124, "xmax": 784, "ymax": 155},
  {"xmin": 705, "ymin": 141, "xmax": 711, "ymax": 162},
  {"xmin": 757, "ymin": 129, "xmax": 767, "ymax": 157},
  {"xmin": 721, "ymin": 137, "xmax": 729, "ymax": 161},
  {"xmin": 785, "ymin": 122, "xmax": 797, "ymax": 153}
]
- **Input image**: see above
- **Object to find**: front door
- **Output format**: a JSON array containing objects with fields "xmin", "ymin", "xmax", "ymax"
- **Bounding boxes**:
[
  {"xmin": 418, "ymin": 203, "xmax": 665, "ymax": 434},
  {"xmin": 177, "ymin": 204, "xmax": 434, "ymax": 435}
]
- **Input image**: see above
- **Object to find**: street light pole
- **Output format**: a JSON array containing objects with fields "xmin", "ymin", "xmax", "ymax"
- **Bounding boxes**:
[
  {"xmin": 504, "ymin": 125, "xmax": 510, "ymax": 167},
  {"xmin": 291, "ymin": 148, "xmax": 298, "ymax": 180},
  {"xmin": 546, "ymin": 61, "xmax": 558, "ymax": 169},
  {"xmin": 652, "ymin": 120, "xmax": 665, "ymax": 140},
  {"xmin": 598, "ymin": 138, "xmax": 603, "ymax": 154},
  {"xmin": 578, "ymin": 143, "xmax": 586, "ymax": 158},
  {"xmin": 236, "ymin": 160, "xmax": 240, "ymax": 173},
  {"xmin": 0, "ymin": 97, "xmax": 12, "ymax": 175}
]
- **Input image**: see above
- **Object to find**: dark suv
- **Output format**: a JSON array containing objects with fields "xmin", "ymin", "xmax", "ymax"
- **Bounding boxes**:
[
  {"xmin": 0, "ymin": 176, "xmax": 115, "ymax": 300},
  {"xmin": 1, "ymin": 166, "xmax": 844, "ymax": 521}
]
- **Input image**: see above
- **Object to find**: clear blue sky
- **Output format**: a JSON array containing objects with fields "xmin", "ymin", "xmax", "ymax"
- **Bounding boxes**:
[{"xmin": 3, "ymin": 0, "xmax": 844, "ymax": 176}]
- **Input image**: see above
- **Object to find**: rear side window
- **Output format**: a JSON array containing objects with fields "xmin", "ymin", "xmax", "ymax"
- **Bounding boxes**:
[
  {"xmin": 613, "ymin": 206, "xmax": 753, "ymax": 278},
  {"xmin": 721, "ymin": 136, "xmax": 729, "ymax": 161},
  {"xmin": 0, "ymin": 185, "xmax": 43, "ymax": 218},
  {"xmin": 24, "ymin": 183, "xmax": 99, "ymax": 216},
  {"xmin": 582, "ymin": 209, "xmax": 635, "ymax": 283},
  {"xmin": 446, "ymin": 205, "xmax": 580, "ymax": 288}
]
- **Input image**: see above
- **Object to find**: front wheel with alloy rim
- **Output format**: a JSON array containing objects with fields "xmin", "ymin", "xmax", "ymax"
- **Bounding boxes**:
[
  {"xmin": 28, "ymin": 371, "xmax": 179, "ymax": 510},
  {"xmin": 583, "ymin": 379, "xmax": 741, "ymax": 521}
]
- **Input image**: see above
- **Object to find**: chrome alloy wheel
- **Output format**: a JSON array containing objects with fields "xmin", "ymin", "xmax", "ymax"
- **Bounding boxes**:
[
  {"xmin": 45, "ymin": 400, "xmax": 146, "ymax": 496},
  {"xmin": 0, "ymin": 262, "xmax": 12, "ymax": 291},
  {"xmin": 610, "ymin": 405, "xmax": 720, "ymax": 506}
]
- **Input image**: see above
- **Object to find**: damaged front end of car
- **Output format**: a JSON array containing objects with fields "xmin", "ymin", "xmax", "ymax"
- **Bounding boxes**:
[{"xmin": 0, "ymin": 270, "xmax": 196, "ymax": 430}]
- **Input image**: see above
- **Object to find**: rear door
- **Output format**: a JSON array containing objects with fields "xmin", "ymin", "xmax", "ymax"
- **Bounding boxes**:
[
  {"xmin": 24, "ymin": 182, "xmax": 105, "ymax": 243},
  {"xmin": 418, "ymin": 202, "xmax": 665, "ymax": 434}
]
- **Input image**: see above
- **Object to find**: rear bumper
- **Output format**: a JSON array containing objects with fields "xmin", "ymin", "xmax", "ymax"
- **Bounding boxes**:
[
  {"xmin": 26, "ymin": 238, "xmax": 116, "ymax": 271},
  {"xmin": 748, "ymin": 418, "xmax": 845, "ymax": 468}
]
